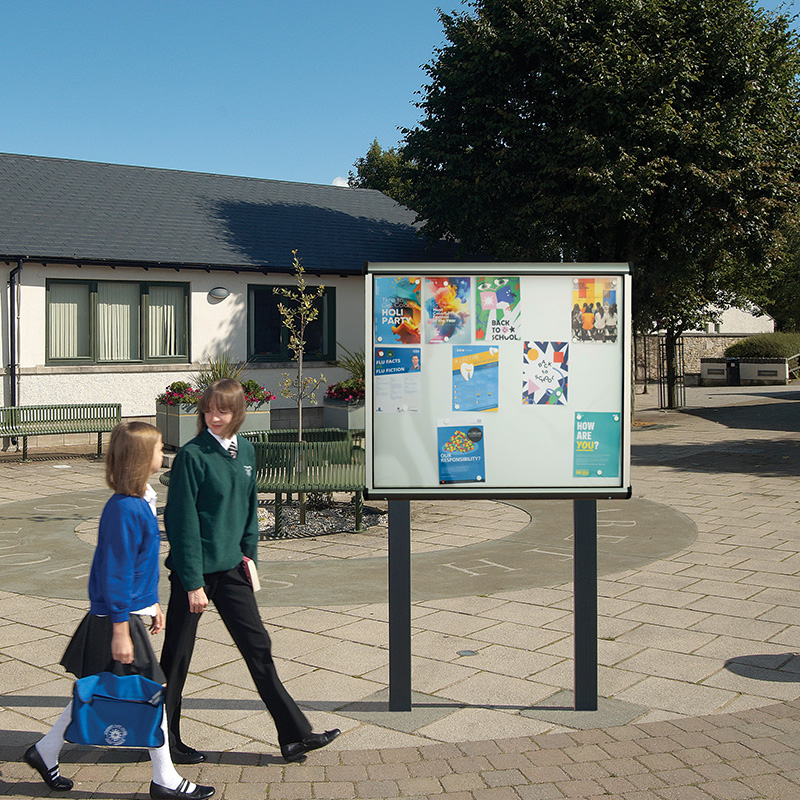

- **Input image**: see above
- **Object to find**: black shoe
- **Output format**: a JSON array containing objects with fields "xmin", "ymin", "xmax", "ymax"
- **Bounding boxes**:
[
  {"xmin": 281, "ymin": 729, "xmax": 340, "ymax": 763},
  {"xmin": 170, "ymin": 745, "xmax": 206, "ymax": 764},
  {"xmin": 23, "ymin": 744, "xmax": 74, "ymax": 791},
  {"xmin": 150, "ymin": 778, "xmax": 215, "ymax": 800}
]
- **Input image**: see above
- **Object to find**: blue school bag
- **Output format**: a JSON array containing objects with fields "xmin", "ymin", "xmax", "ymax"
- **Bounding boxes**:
[{"xmin": 65, "ymin": 672, "xmax": 164, "ymax": 748}]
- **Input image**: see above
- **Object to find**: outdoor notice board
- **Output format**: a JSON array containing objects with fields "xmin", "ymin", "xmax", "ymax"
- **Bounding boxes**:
[{"xmin": 365, "ymin": 263, "xmax": 632, "ymax": 499}]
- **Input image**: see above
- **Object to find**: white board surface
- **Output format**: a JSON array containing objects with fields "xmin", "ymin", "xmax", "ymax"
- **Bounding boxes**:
[{"xmin": 365, "ymin": 263, "xmax": 631, "ymax": 499}]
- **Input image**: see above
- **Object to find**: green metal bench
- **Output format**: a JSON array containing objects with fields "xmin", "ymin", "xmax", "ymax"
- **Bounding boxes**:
[
  {"xmin": 159, "ymin": 430, "xmax": 367, "ymax": 539},
  {"xmin": 0, "ymin": 403, "xmax": 122, "ymax": 460},
  {"xmin": 253, "ymin": 437, "xmax": 366, "ymax": 538}
]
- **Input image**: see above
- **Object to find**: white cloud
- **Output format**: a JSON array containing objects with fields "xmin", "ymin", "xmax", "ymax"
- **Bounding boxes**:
[{"xmin": 331, "ymin": 176, "xmax": 349, "ymax": 187}]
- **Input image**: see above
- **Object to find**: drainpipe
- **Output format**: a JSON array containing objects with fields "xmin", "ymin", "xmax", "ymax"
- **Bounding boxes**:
[{"xmin": 8, "ymin": 259, "xmax": 22, "ymax": 409}]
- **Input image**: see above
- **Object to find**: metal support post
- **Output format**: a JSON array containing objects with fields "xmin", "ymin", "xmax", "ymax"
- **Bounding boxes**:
[
  {"xmin": 573, "ymin": 498, "xmax": 598, "ymax": 711},
  {"xmin": 388, "ymin": 498, "xmax": 412, "ymax": 711}
]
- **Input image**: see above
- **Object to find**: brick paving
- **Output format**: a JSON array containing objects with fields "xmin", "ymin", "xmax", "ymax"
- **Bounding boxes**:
[{"xmin": 0, "ymin": 384, "xmax": 799, "ymax": 798}]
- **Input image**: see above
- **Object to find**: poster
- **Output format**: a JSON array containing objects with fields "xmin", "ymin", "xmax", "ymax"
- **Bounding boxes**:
[
  {"xmin": 374, "ymin": 347, "xmax": 421, "ymax": 412},
  {"xmin": 573, "ymin": 412, "xmax": 621, "ymax": 477},
  {"xmin": 522, "ymin": 341, "xmax": 569, "ymax": 405},
  {"xmin": 475, "ymin": 276, "xmax": 522, "ymax": 341},
  {"xmin": 571, "ymin": 277, "xmax": 619, "ymax": 343},
  {"xmin": 374, "ymin": 276, "xmax": 422, "ymax": 344},
  {"xmin": 424, "ymin": 277, "xmax": 472, "ymax": 344},
  {"xmin": 452, "ymin": 345, "xmax": 499, "ymax": 412},
  {"xmin": 437, "ymin": 420, "xmax": 486, "ymax": 484}
]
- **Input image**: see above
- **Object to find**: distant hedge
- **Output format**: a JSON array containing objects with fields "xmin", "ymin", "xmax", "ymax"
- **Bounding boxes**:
[{"xmin": 724, "ymin": 332, "xmax": 800, "ymax": 359}]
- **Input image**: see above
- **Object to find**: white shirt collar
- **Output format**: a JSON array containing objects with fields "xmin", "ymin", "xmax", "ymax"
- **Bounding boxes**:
[
  {"xmin": 208, "ymin": 430, "xmax": 237, "ymax": 452},
  {"xmin": 143, "ymin": 483, "xmax": 158, "ymax": 517}
]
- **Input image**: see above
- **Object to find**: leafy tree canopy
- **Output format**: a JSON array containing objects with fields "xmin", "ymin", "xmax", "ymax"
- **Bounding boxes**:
[
  {"xmin": 348, "ymin": 139, "xmax": 415, "ymax": 207},
  {"xmin": 394, "ymin": 0, "xmax": 800, "ymax": 336}
]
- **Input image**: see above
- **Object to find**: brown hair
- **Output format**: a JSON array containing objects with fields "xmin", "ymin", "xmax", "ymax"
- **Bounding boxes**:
[
  {"xmin": 197, "ymin": 378, "xmax": 246, "ymax": 437},
  {"xmin": 105, "ymin": 421, "xmax": 162, "ymax": 497}
]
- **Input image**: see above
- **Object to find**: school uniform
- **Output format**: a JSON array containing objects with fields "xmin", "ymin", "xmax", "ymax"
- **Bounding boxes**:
[
  {"xmin": 160, "ymin": 429, "xmax": 312, "ymax": 752},
  {"xmin": 61, "ymin": 489, "xmax": 165, "ymax": 683}
]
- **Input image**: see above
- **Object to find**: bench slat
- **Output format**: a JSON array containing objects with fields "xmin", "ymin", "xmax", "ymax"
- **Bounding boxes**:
[{"xmin": 0, "ymin": 404, "xmax": 122, "ymax": 459}]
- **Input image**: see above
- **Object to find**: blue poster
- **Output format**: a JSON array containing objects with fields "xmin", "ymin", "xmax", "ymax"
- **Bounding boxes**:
[
  {"xmin": 437, "ymin": 421, "xmax": 486, "ymax": 484},
  {"xmin": 573, "ymin": 412, "xmax": 621, "ymax": 478},
  {"xmin": 374, "ymin": 347, "xmax": 421, "ymax": 412},
  {"xmin": 452, "ymin": 346, "xmax": 499, "ymax": 412},
  {"xmin": 374, "ymin": 276, "xmax": 421, "ymax": 345}
]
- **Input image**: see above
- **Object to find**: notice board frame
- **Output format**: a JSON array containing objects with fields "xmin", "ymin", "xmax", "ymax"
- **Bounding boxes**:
[{"xmin": 364, "ymin": 262, "xmax": 632, "ymax": 500}]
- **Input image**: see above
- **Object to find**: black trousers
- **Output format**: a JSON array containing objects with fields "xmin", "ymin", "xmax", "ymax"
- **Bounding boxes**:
[{"xmin": 160, "ymin": 565, "xmax": 312, "ymax": 749}]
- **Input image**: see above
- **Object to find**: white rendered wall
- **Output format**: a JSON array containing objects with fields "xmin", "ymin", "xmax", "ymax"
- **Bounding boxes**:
[{"xmin": 4, "ymin": 262, "xmax": 363, "ymax": 416}]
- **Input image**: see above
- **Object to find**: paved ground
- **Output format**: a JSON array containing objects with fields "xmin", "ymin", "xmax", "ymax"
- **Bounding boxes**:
[{"xmin": 1, "ymin": 383, "xmax": 799, "ymax": 798}]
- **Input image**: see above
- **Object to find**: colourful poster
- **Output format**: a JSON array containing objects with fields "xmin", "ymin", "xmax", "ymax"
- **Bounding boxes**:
[
  {"xmin": 475, "ymin": 276, "xmax": 521, "ymax": 341},
  {"xmin": 374, "ymin": 347, "xmax": 421, "ymax": 412},
  {"xmin": 424, "ymin": 277, "xmax": 471, "ymax": 344},
  {"xmin": 573, "ymin": 412, "xmax": 621, "ymax": 477},
  {"xmin": 437, "ymin": 420, "xmax": 485, "ymax": 484},
  {"xmin": 571, "ymin": 277, "xmax": 619, "ymax": 343},
  {"xmin": 374, "ymin": 276, "xmax": 422, "ymax": 344},
  {"xmin": 452, "ymin": 346, "xmax": 499, "ymax": 412},
  {"xmin": 522, "ymin": 341, "xmax": 569, "ymax": 405}
]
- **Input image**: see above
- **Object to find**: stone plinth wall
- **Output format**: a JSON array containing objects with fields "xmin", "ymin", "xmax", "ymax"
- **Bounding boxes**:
[{"xmin": 635, "ymin": 334, "xmax": 749, "ymax": 386}]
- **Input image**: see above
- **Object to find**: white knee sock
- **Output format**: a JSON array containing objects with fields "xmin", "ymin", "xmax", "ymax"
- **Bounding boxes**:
[
  {"xmin": 35, "ymin": 701, "xmax": 72, "ymax": 769},
  {"xmin": 149, "ymin": 710, "xmax": 196, "ymax": 792}
]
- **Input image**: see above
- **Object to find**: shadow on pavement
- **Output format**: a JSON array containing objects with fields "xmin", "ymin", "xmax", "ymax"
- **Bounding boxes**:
[
  {"xmin": 724, "ymin": 653, "xmax": 800, "ymax": 682},
  {"xmin": 632, "ymin": 437, "xmax": 800, "ymax": 476},
  {"xmin": 682, "ymin": 399, "xmax": 800, "ymax": 433}
]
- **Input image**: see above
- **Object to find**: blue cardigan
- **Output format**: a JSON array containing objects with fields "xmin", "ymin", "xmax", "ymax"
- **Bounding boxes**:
[{"xmin": 88, "ymin": 494, "xmax": 160, "ymax": 623}]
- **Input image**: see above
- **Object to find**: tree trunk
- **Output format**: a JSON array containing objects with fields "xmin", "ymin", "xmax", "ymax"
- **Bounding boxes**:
[
  {"xmin": 664, "ymin": 329, "xmax": 680, "ymax": 409},
  {"xmin": 297, "ymin": 347, "xmax": 306, "ymax": 524}
]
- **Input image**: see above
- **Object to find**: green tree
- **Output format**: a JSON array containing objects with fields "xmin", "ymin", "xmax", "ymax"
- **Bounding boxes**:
[
  {"xmin": 348, "ymin": 138, "xmax": 415, "ymax": 206},
  {"xmin": 274, "ymin": 251, "xmax": 326, "ymax": 525},
  {"xmin": 760, "ymin": 221, "xmax": 800, "ymax": 331},
  {"xmin": 400, "ymin": 0, "xmax": 800, "ymax": 406},
  {"xmin": 274, "ymin": 251, "xmax": 326, "ymax": 440}
]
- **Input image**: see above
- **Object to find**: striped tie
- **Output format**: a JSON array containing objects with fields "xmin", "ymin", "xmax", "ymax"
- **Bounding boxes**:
[{"xmin": 228, "ymin": 441, "xmax": 237, "ymax": 459}]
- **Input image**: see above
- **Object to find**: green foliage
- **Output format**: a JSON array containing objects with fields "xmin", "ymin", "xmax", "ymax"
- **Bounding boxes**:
[
  {"xmin": 400, "ymin": 0, "xmax": 800, "ymax": 339},
  {"xmin": 759, "ymin": 221, "xmax": 800, "ymax": 331},
  {"xmin": 348, "ymin": 139, "xmax": 416, "ymax": 206},
  {"xmin": 193, "ymin": 351, "xmax": 245, "ymax": 391},
  {"xmin": 724, "ymin": 332, "xmax": 800, "ymax": 358},
  {"xmin": 333, "ymin": 343, "xmax": 365, "ymax": 381}
]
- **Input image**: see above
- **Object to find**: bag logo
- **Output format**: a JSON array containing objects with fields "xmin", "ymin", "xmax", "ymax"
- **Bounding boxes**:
[
  {"xmin": 244, "ymin": 465, "xmax": 253, "ymax": 477},
  {"xmin": 104, "ymin": 724, "xmax": 128, "ymax": 745}
]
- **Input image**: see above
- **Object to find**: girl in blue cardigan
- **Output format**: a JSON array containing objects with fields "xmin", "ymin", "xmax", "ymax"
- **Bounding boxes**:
[{"xmin": 23, "ymin": 421, "xmax": 214, "ymax": 800}]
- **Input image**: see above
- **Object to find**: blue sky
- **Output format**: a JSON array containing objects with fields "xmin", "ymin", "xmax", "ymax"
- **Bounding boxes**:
[{"xmin": 1, "ymin": 0, "xmax": 796, "ymax": 187}]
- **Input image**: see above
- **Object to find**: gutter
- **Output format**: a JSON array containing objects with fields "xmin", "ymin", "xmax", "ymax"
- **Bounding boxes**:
[{"xmin": 7, "ymin": 260, "xmax": 22, "ymax": 436}]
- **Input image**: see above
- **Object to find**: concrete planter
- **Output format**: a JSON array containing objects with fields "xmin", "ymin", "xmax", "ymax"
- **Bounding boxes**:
[
  {"xmin": 322, "ymin": 398, "xmax": 365, "ymax": 430},
  {"xmin": 700, "ymin": 358, "xmax": 790, "ymax": 386},
  {"xmin": 156, "ymin": 402, "xmax": 271, "ymax": 449}
]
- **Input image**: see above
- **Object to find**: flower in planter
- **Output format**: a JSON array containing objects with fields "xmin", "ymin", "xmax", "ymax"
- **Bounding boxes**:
[
  {"xmin": 157, "ymin": 379, "xmax": 275, "ymax": 407},
  {"xmin": 326, "ymin": 344, "xmax": 365, "ymax": 404},
  {"xmin": 241, "ymin": 379, "xmax": 277, "ymax": 405},
  {"xmin": 324, "ymin": 376, "xmax": 365, "ymax": 404},
  {"xmin": 156, "ymin": 381, "xmax": 203, "ymax": 407}
]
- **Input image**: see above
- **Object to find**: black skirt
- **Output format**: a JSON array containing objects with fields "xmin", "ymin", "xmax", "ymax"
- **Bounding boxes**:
[{"xmin": 60, "ymin": 613, "xmax": 166, "ymax": 684}]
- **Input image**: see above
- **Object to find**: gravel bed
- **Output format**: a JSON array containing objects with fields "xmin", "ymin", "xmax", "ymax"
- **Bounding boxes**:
[{"xmin": 257, "ymin": 500, "xmax": 386, "ymax": 539}]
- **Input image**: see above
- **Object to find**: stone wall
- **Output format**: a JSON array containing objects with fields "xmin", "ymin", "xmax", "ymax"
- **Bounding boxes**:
[{"xmin": 635, "ymin": 334, "xmax": 749, "ymax": 386}]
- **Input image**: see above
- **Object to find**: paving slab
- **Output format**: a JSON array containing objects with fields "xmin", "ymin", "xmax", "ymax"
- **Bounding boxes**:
[{"xmin": 1, "ymin": 384, "xmax": 800, "ymax": 798}]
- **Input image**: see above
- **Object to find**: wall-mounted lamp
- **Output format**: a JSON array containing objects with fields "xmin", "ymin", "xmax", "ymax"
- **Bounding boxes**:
[{"xmin": 208, "ymin": 287, "xmax": 230, "ymax": 300}]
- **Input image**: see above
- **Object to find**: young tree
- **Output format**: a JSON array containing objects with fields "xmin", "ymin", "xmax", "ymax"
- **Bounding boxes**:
[
  {"xmin": 274, "ymin": 251, "xmax": 326, "ymax": 440},
  {"xmin": 399, "ymin": 0, "xmax": 800, "ymax": 406},
  {"xmin": 274, "ymin": 251, "xmax": 326, "ymax": 524}
]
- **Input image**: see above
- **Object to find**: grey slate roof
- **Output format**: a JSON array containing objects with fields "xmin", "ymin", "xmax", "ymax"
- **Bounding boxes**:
[{"xmin": 0, "ymin": 152, "xmax": 459, "ymax": 273}]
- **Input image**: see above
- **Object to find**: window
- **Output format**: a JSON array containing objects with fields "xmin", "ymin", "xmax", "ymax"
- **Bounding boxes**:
[
  {"xmin": 46, "ymin": 280, "xmax": 188, "ymax": 364},
  {"xmin": 248, "ymin": 284, "xmax": 335, "ymax": 362}
]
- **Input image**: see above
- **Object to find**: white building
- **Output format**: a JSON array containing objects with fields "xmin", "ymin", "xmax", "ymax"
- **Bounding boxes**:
[{"xmin": 1, "ymin": 153, "xmax": 458, "ymax": 425}]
